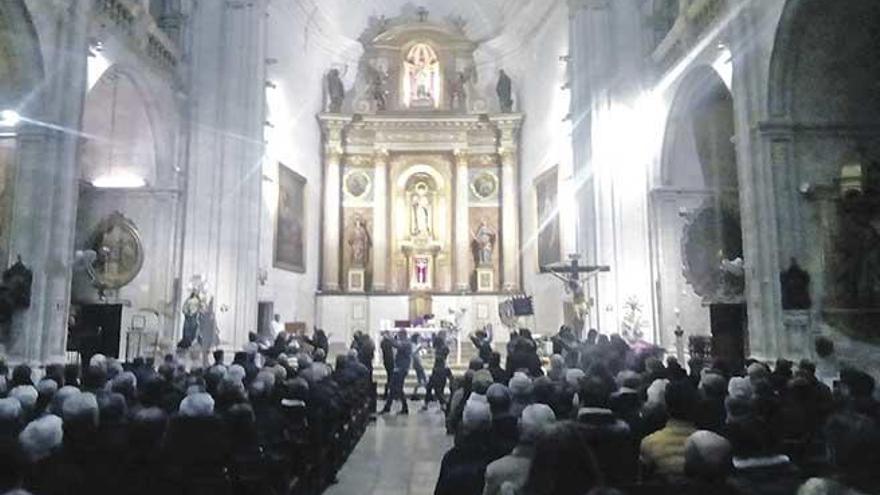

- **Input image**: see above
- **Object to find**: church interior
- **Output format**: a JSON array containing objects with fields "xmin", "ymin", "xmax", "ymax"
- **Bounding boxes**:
[{"xmin": 0, "ymin": 1, "xmax": 879, "ymax": 494}]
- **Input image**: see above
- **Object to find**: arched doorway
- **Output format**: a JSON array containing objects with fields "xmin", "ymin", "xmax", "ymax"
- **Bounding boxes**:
[
  {"xmin": 769, "ymin": 1, "xmax": 880, "ymax": 359},
  {"xmin": 71, "ymin": 68, "xmax": 180, "ymax": 360},
  {"xmin": 652, "ymin": 66, "xmax": 743, "ymax": 360}
]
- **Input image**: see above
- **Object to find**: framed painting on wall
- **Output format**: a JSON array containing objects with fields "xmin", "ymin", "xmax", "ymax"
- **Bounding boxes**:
[
  {"xmin": 274, "ymin": 164, "xmax": 306, "ymax": 273},
  {"xmin": 535, "ymin": 166, "xmax": 561, "ymax": 270}
]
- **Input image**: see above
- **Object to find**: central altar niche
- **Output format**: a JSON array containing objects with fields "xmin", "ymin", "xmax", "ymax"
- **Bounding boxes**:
[
  {"xmin": 317, "ymin": 9, "xmax": 523, "ymax": 326},
  {"xmin": 395, "ymin": 161, "xmax": 451, "ymax": 293}
]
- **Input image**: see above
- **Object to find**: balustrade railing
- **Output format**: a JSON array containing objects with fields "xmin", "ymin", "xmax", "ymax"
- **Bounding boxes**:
[{"xmin": 96, "ymin": 0, "xmax": 180, "ymax": 72}]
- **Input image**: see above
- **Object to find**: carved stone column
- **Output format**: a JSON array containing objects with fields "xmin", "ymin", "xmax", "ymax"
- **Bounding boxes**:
[
  {"xmin": 372, "ymin": 149, "xmax": 389, "ymax": 291},
  {"xmin": 498, "ymin": 121, "xmax": 522, "ymax": 291},
  {"xmin": 454, "ymin": 150, "xmax": 471, "ymax": 291},
  {"xmin": 321, "ymin": 137, "xmax": 343, "ymax": 291},
  {"xmin": 5, "ymin": 0, "xmax": 91, "ymax": 363}
]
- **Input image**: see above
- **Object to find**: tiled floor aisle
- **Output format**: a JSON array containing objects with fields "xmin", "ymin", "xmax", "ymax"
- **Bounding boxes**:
[{"xmin": 324, "ymin": 404, "xmax": 452, "ymax": 495}]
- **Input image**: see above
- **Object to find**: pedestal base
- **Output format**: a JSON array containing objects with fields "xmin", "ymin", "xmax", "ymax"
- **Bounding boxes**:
[
  {"xmin": 476, "ymin": 268, "xmax": 494, "ymax": 293},
  {"xmin": 348, "ymin": 268, "xmax": 366, "ymax": 292}
]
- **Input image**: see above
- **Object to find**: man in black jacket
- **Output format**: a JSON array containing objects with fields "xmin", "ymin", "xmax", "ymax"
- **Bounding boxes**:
[
  {"xmin": 379, "ymin": 331, "xmax": 395, "ymax": 400},
  {"xmin": 423, "ymin": 333, "xmax": 452, "ymax": 411},
  {"xmin": 380, "ymin": 329, "xmax": 412, "ymax": 415}
]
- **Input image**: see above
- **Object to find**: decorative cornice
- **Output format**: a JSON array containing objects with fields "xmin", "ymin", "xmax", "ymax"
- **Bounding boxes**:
[
  {"xmin": 567, "ymin": 0, "xmax": 611, "ymax": 13},
  {"xmin": 346, "ymin": 154, "xmax": 373, "ymax": 167},
  {"xmin": 758, "ymin": 120, "xmax": 880, "ymax": 138}
]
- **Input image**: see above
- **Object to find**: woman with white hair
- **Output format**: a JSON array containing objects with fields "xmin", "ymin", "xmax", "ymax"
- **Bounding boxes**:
[
  {"xmin": 483, "ymin": 404, "xmax": 556, "ymax": 495},
  {"xmin": 435, "ymin": 400, "xmax": 497, "ymax": 495}
]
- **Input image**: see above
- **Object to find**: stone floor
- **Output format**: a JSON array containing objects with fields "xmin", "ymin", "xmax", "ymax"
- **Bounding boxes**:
[{"xmin": 324, "ymin": 403, "xmax": 452, "ymax": 495}]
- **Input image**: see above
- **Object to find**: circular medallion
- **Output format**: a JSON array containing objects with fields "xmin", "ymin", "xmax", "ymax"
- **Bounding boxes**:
[
  {"xmin": 344, "ymin": 170, "xmax": 372, "ymax": 199},
  {"xmin": 88, "ymin": 212, "xmax": 145, "ymax": 290},
  {"xmin": 470, "ymin": 171, "xmax": 499, "ymax": 200}
]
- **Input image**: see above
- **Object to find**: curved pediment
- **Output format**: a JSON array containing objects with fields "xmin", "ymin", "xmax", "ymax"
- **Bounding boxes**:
[
  {"xmin": 340, "ymin": 11, "xmax": 486, "ymax": 115},
  {"xmin": 368, "ymin": 22, "xmax": 476, "ymax": 52}
]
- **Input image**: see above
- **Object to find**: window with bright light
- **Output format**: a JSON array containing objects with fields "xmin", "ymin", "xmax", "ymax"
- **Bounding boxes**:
[{"xmin": 403, "ymin": 43, "xmax": 440, "ymax": 109}]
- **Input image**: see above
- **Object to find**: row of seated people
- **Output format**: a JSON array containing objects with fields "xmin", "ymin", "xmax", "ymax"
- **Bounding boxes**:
[
  {"xmin": 435, "ymin": 333, "xmax": 880, "ymax": 495},
  {"xmin": 0, "ymin": 346, "xmax": 373, "ymax": 495}
]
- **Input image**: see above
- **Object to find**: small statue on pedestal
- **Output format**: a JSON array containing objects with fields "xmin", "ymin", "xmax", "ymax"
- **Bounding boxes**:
[
  {"xmin": 496, "ymin": 69, "xmax": 514, "ymax": 113},
  {"xmin": 472, "ymin": 220, "xmax": 496, "ymax": 266},
  {"xmin": 368, "ymin": 67, "xmax": 388, "ymax": 111},
  {"xmin": 326, "ymin": 68, "xmax": 345, "ymax": 113},
  {"xmin": 449, "ymin": 71, "xmax": 467, "ymax": 111},
  {"xmin": 781, "ymin": 257, "xmax": 811, "ymax": 310},
  {"xmin": 348, "ymin": 216, "xmax": 372, "ymax": 268},
  {"xmin": 178, "ymin": 290, "xmax": 203, "ymax": 350}
]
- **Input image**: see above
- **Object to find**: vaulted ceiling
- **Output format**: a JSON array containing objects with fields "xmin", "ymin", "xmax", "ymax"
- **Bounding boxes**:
[{"xmin": 278, "ymin": 0, "xmax": 562, "ymax": 67}]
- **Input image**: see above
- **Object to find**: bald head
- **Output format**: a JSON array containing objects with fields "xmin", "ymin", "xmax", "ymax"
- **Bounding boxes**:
[
  {"xmin": 462, "ymin": 400, "xmax": 491, "ymax": 434},
  {"xmin": 685, "ymin": 430, "xmax": 732, "ymax": 481}
]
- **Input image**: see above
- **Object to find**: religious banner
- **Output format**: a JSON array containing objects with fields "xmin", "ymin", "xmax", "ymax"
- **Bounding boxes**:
[
  {"xmin": 535, "ymin": 166, "xmax": 561, "ymax": 269},
  {"xmin": 274, "ymin": 164, "xmax": 306, "ymax": 273}
]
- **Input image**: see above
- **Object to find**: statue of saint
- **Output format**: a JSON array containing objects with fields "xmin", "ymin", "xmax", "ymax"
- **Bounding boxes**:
[
  {"xmin": 410, "ymin": 193, "xmax": 432, "ymax": 236},
  {"xmin": 326, "ymin": 68, "xmax": 345, "ymax": 113},
  {"xmin": 781, "ymin": 258, "xmax": 811, "ymax": 310},
  {"xmin": 178, "ymin": 290, "xmax": 203, "ymax": 350},
  {"xmin": 368, "ymin": 67, "xmax": 388, "ymax": 111},
  {"xmin": 348, "ymin": 216, "xmax": 372, "ymax": 268},
  {"xmin": 449, "ymin": 71, "xmax": 467, "ymax": 111},
  {"xmin": 496, "ymin": 69, "xmax": 513, "ymax": 113},
  {"xmin": 472, "ymin": 220, "xmax": 496, "ymax": 266}
]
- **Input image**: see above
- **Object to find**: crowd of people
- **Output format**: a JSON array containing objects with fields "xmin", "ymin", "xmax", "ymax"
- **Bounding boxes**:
[
  {"xmin": 0, "ymin": 321, "xmax": 878, "ymax": 495},
  {"xmin": 433, "ymin": 329, "xmax": 880, "ymax": 495},
  {"xmin": 0, "ymin": 335, "xmax": 373, "ymax": 495}
]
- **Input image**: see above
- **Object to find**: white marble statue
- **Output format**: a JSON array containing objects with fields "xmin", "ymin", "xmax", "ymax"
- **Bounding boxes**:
[{"xmin": 411, "ymin": 193, "xmax": 432, "ymax": 236}]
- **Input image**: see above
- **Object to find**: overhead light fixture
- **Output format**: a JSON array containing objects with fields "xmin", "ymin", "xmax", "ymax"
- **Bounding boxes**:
[
  {"xmin": 92, "ymin": 172, "xmax": 147, "ymax": 189},
  {"xmin": 0, "ymin": 110, "xmax": 21, "ymax": 127}
]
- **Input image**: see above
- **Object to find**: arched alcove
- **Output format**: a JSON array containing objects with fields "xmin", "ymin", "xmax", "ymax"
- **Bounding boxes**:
[
  {"xmin": 403, "ymin": 43, "xmax": 441, "ymax": 109},
  {"xmin": 768, "ymin": 0, "xmax": 880, "ymax": 350},
  {"xmin": 72, "ymin": 67, "xmax": 180, "ymax": 353},
  {"xmin": 652, "ymin": 65, "xmax": 742, "ymax": 352},
  {"xmin": 80, "ymin": 70, "xmax": 158, "ymax": 188}
]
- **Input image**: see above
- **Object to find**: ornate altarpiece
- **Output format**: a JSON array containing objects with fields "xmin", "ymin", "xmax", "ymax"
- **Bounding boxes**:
[{"xmin": 317, "ymin": 13, "xmax": 523, "ymax": 323}]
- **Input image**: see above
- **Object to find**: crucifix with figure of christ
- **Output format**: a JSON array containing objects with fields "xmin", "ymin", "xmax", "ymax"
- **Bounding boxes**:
[{"xmin": 540, "ymin": 254, "xmax": 610, "ymax": 329}]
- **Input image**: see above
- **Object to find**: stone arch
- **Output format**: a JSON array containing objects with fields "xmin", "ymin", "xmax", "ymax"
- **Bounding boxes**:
[
  {"xmin": 0, "ymin": 0, "xmax": 44, "ymax": 114},
  {"xmin": 80, "ymin": 65, "xmax": 176, "ymax": 188},
  {"xmin": 396, "ymin": 163, "xmax": 447, "ymax": 190},
  {"xmin": 766, "ymin": 1, "xmax": 880, "ymax": 356},
  {"xmin": 661, "ymin": 65, "xmax": 738, "ymax": 193},
  {"xmin": 768, "ymin": 0, "xmax": 880, "ymax": 122},
  {"xmin": 652, "ymin": 64, "xmax": 743, "ymax": 354}
]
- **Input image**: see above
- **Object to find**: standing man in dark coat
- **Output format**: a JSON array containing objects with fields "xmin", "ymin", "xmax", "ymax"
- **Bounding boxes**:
[
  {"xmin": 424, "ymin": 332, "xmax": 452, "ymax": 411},
  {"xmin": 380, "ymin": 331, "xmax": 395, "ymax": 400},
  {"xmin": 381, "ymin": 329, "xmax": 413, "ymax": 415}
]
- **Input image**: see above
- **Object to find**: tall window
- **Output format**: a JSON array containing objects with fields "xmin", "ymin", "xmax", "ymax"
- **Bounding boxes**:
[{"xmin": 403, "ymin": 43, "xmax": 440, "ymax": 109}]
